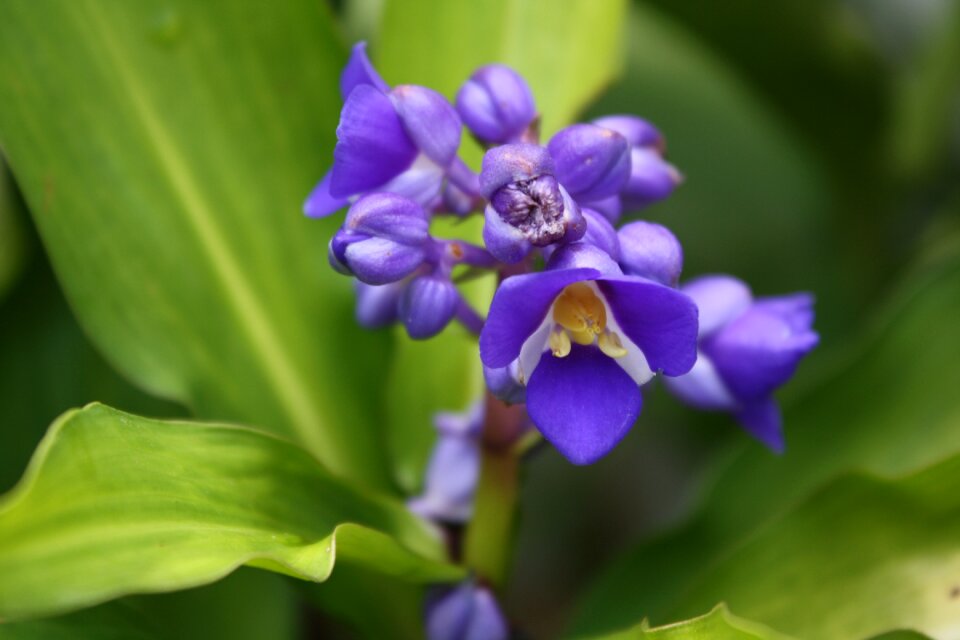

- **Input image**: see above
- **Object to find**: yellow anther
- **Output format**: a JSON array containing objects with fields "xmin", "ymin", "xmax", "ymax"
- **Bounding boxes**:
[
  {"xmin": 549, "ymin": 327, "xmax": 571, "ymax": 358},
  {"xmin": 569, "ymin": 328, "xmax": 596, "ymax": 345},
  {"xmin": 553, "ymin": 282, "xmax": 607, "ymax": 334},
  {"xmin": 598, "ymin": 331, "xmax": 628, "ymax": 358}
]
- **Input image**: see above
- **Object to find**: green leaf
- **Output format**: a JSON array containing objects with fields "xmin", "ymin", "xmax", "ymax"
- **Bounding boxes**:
[
  {"xmin": 0, "ymin": 570, "xmax": 300, "ymax": 640},
  {"xmin": 640, "ymin": 457, "xmax": 960, "ymax": 639},
  {"xmin": 583, "ymin": 605, "xmax": 793, "ymax": 640},
  {"xmin": 0, "ymin": 0, "xmax": 394, "ymax": 489},
  {"xmin": 0, "ymin": 404, "xmax": 463, "ymax": 621},
  {"xmin": 572, "ymin": 245, "xmax": 960, "ymax": 637},
  {"xmin": 374, "ymin": 0, "xmax": 627, "ymax": 491}
]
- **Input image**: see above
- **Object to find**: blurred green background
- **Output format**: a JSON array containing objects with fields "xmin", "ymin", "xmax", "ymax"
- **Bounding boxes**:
[{"xmin": 1, "ymin": 0, "xmax": 959, "ymax": 638}]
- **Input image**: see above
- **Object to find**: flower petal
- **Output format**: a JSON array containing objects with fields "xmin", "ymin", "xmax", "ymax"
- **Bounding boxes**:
[
  {"xmin": 303, "ymin": 170, "xmax": 350, "ymax": 218},
  {"xmin": 597, "ymin": 276, "xmax": 699, "ymax": 376},
  {"xmin": 526, "ymin": 344, "xmax": 641, "ymax": 465},
  {"xmin": 663, "ymin": 351, "xmax": 738, "ymax": 410},
  {"xmin": 354, "ymin": 281, "xmax": 404, "ymax": 328},
  {"xmin": 330, "ymin": 84, "xmax": 418, "ymax": 197},
  {"xmin": 399, "ymin": 275, "xmax": 459, "ymax": 339},
  {"xmin": 703, "ymin": 304, "xmax": 819, "ymax": 402},
  {"xmin": 736, "ymin": 398, "xmax": 785, "ymax": 453},
  {"xmin": 479, "ymin": 268, "xmax": 600, "ymax": 368},
  {"xmin": 340, "ymin": 41, "xmax": 389, "ymax": 99},
  {"xmin": 548, "ymin": 123, "xmax": 631, "ymax": 202},
  {"xmin": 681, "ymin": 275, "xmax": 753, "ymax": 338},
  {"xmin": 390, "ymin": 85, "xmax": 462, "ymax": 167}
]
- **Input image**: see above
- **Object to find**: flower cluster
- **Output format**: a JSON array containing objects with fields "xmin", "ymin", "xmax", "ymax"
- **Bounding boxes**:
[{"xmin": 306, "ymin": 42, "xmax": 817, "ymax": 465}]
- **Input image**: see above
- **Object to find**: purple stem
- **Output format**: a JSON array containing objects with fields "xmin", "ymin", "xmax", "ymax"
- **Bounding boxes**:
[
  {"xmin": 455, "ymin": 298, "xmax": 485, "ymax": 336},
  {"xmin": 446, "ymin": 157, "xmax": 482, "ymax": 198}
]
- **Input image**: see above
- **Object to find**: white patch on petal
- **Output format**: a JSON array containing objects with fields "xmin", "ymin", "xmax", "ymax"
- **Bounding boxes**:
[
  {"xmin": 516, "ymin": 311, "xmax": 554, "ymax": 385},
  {"xmin": 381, "ymin": 154, "xmax": 444, "ymax": 205},
  {"xmin": 603, "ymin": 301, "xmax": 655, "ymax": 386},
  {"xmin": 664, "ymin": 351, "xmax": 738, "ymax": 410}
]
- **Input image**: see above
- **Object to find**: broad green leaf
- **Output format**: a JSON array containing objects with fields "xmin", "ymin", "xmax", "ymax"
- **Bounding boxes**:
[
  {"xmin": 0, "ymin": 570, "xmax": 299, "ymax": 640},
  {"xmin": 572, "ymin": 244, "xmax": 960, "ymax": 637},
  {"xmin": 0, "ymin": 404, "xmax": 463, "ymax": 621},
  {"xmin": 584, "ymin": 605, "xmax": 793, "ymax": 640},
  {"xmin": 375, "ymin": 0, "xmax": 627, "ymax": 491},
  {"xmin": 0, "ymin": 0, "xmax": 394, "ymax": 489},
  {"xmin": 644, "ymin": 457, "xmax": 960, "ymax": 639}
]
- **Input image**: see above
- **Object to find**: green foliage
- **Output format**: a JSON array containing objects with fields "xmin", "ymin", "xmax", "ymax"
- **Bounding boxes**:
[
  {"xmin": 0, "ymin": 0, "xmax": 395, "ymax": 490},
  {"xmin": 584, "ymin": 605, "xmax": 793, "ymax": 640},
  {"xmin": 0, "ymin": 166, "xmax": 27, "ymax": 302},
  {"xmin": 572, "ymin": 246, "xmax": 960, "ymax": 638},
  {"xmin": 0, "ymin": 404, "xmax": 461, "ymax": 621}
]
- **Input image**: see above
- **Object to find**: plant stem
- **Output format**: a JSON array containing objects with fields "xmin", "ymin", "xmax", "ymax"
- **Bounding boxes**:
[{"xmin": 463, "ymin": 393, "xmax": 525, "ymax": 587}]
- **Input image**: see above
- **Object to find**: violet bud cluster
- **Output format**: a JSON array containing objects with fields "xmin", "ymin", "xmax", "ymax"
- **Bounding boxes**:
[{"xmin": 305, "ymin": 40, "xmax": 818, "ymax": 462}]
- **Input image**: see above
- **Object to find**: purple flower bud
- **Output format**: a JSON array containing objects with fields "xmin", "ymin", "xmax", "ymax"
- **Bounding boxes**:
[
  {"xmin": 340, "ymin": 41, "xmax": 389, "ymax": 99},
  {"xmin": 580, "ymin": 208, "xmax": 621, "ymax": 261},
  {"xmin": 389, "ymin": 85, "xmax": 462, "ymax": 168},
  {"xmin": 547, "ymin": 124, "xmax": 631, "ymax": 202},
  {"xmin": 621, "ymin": 147, "xmax": 682, "ymax": 211},
  {"xmin": 479, "ymin": 143, "xmax": 554, "ymax": 197},
  {"xmin": 545, "ymin": 242, "xmax": 622, "ymax": 277},
  {"xmin": 617, "ymin": 221, "xmax": 683, "ymax": 286},
  {"xmin": 480, "ymin": 144, "xmax": 585, "ymax": 262},
  {"xmin": 399, "ymin": 274, "xmax": 459, "ymax": 339},
  {"xmin": 354, "ymin": 281, "xmax": 404, "ymax": 329},
  {"xmin": 682, "ymin": 275, "xmax": 753, "ymax": 337},
  {"xmin": 582, "ymin": 194, "xmax": 622, "ymax": 224},
  {"xmin": 483, "ymin": 363, "xmax": 526, "ymax": 405},
  {"xmin": 330, "ymin": 193, "xmax": 430, "ymax": 285},
  {"xmin": 408, "ymin": 403, "xmax": 483, "ymax": 524},
  {"xmin": 424, "ymin": 582, "xmax": 508, "ymax": 640},
  {"xmin": 592, "ymin": 115, "xmax": 664, "ymax": 151},
  {"xmin": 456, "ymin": 64, "xmax": 536, "ymax": 144}
]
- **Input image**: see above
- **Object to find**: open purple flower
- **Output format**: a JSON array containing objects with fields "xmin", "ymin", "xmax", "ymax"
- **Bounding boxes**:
[
  {"xmin": 304, "ymin": 43, "xmax": 466, "ymax": 218},
  {"xmin": 665, "ymin": 275, "xmax": 819, "ymax": 452},
  {"xmin": 479, "ymin": 243, "xmax": 698, "ymax": 464}
]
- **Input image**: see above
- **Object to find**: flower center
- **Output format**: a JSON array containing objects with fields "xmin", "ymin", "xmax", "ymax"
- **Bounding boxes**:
[{"xmin": 549, "ymin": 283, "xmax": 627, "ymax": 359}]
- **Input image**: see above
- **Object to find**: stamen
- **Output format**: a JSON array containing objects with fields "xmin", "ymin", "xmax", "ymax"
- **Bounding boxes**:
[
  {"xmin": 549, "ymin": 327, "xmax": 571, "ymax": 358},
  {"xmin": 598, "ymin": 331, "xmax": 628, "ymax": 358},
  {"xmin": 553, "ymin": 282, "xmax": 607, "ymax": 334}
]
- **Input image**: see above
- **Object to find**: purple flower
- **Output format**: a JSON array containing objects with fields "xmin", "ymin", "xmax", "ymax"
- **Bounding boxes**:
[
  {"xmin": 590, "ymin": 115, "xmax": 682, "ymax": 219},
  {"xmin": 408, "ymin": 403, "xmax": 483, "ymax": 524},
  {"xmin": 617, "ymin": 220, "xmax": 683, "ymax": 286},
  {"xmin": 456, "ymin": 64, "xmax": 537, "ymax": 144},
  {"xmin": 424, "ymin": 581, "xmax": 508, "ymax": 640},
  {"xmin": 479, "ymin": 243, "xmax": 698, "ymax": 464},
  {"xmin": 480, "ymin": 144, "xmax": 585, "ymax": 263},
  {"xmin": 328, "ymin": 193, "xmax": 430, "ymax": 285},
  {"xmin": 547, "ymin": 123, "xmax": 631, "ymax": 203},
  {"xmin": 665, "ymin": 275, "xmax": 819, "ymax": 452},
  {"xmin": 304, "ymin": 43, "xmax": 465, "ymax": 218}
]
